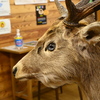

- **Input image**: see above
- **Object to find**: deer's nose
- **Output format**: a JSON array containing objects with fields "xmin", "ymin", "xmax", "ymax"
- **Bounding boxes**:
[{"xmin": 13, "ymin": 67, "xmax": 17, "ymax": 76}]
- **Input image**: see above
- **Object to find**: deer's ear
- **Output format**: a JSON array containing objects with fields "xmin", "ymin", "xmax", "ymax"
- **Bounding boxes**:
[{"xmin": 79, "ymin": 22, "xmax": 100, "ymax": 45}]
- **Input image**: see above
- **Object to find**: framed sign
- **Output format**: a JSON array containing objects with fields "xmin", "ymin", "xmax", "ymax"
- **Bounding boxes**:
[{"xmin": 36, "ymin": 5, "xmax": 47, "ymax": 25}]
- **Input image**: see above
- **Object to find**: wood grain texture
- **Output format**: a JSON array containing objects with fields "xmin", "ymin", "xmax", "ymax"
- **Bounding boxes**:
[
  {"xmin": 97, "ymin": 11, "xmax": 100, "ymax": 21},
  {"xmin": 0, "ymin": 88, "xmax": 13, "ymax": 100},
  {"xmin": 0, "ymin": 52, "xmax": 12, "ymax": 100},
  {"xmin": 0, "ymin": 0, "xmax": 79, "ymax": 48},
  {"xmin": 0, "ymin": 96, "xmax": 13, "ymax": 100}
]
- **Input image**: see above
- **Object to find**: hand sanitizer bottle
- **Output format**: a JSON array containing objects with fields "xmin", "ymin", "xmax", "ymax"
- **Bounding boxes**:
[{"xmin": 14, "ymin": 29, "xmax": 23, "ymax": 49}]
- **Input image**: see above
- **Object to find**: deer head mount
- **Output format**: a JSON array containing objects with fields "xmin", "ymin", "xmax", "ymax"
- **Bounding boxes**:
[{"xmin": 12, "ymin": 0, "xmax": 100, "ymax": 100}]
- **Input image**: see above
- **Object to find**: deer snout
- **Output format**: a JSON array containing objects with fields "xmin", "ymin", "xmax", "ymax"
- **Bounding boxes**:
[
  {"xmin": 13, "ymin": 67, "xmax": 17, "ymax": 76},
  {"xmin": 12, "ymin": 62, "xmax": 29, "ymax": 79}
]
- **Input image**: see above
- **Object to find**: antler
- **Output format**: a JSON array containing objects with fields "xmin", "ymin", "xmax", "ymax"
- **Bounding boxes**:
[
  {"xmin": 76, "ymin": 0, "xmax": 90, "ymax": 7},
  {"xmin": 54, "ymin": 0, "xmax": 68, "ymax": 18},
  {"xmin": 64, "ymin": 0, "xmax": 100, "ymax": 27},
  {"xmin": 54, "ymin": 0, "xmax": 90, "ymax": 18}
]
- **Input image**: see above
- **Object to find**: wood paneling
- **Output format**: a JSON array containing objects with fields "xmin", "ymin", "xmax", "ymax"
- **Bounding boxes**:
[
  {"xmin": 0, "ymin": 88, "xmax": 13, "ymax": 100},
  {"xmin": 0, "ymin": 0, "xmax": 79, "ymax": 47},
  {"xmin": 0, "ymin": 72, "xmax": 11, "ymax": 82},
  {"xmin": 0, "ymin": 1, "xmax": 62, "ymax": 47},
  {"xmin": 0, "ymin": 80, "xmax": 12, "ymax": 92},
  {"xmin": 0, "ymin": 52, "xmax": 13, "ymax": 100}
]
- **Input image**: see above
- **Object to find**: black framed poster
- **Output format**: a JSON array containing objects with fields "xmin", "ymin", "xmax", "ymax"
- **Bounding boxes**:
[{"xmin": 36, "ymin": 5, "xmax": 47, "ymax": 25}]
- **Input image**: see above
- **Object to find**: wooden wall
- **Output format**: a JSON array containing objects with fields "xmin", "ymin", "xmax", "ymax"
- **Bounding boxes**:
[
  {"xmin": 0, "ymin": 0, "xmax": 62, "ymax": 47},
  {"xmin": 0, "ymin": 0, "xmax": 100, "ymax": 47},
  {"xmin": 0, "ymin": 0, "xmax": 99, "ymax": 100}
]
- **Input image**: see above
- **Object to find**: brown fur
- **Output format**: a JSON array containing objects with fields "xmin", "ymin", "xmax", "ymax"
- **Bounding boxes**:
[{"xmin": 13, "ymin": 16, "xmax": 100, "ymax": 100}]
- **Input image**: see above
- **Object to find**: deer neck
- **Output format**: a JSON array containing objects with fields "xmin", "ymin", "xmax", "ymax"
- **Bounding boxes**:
[{"xmin": 77, "ymin": 47, "xmax": 100, "ymax": 100}]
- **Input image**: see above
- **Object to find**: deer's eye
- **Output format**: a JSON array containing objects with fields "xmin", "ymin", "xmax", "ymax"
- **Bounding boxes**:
[{"xmin": 45, "ymin": 43, "xmax": 56, "ymax": 51}]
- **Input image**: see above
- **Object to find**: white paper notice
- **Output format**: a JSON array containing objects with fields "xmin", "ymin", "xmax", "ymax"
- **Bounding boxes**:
[
  {"xmin": 50, "ymin": 0, "xmax": 64, "ymax": 1},
  {"xmin": 0, "ymin": 19, "xmax": 11, "ymax": 35},
  {"xmin": 33, "ymin": 0, "xmax": 48, "ymax": 4},
  {"xmin": 0, "ymin": 0, "xmax": 10, "ymax": 16},
  {"xmin": 15, "ymin": 0, "xmax": 47, "ymax": 5}
]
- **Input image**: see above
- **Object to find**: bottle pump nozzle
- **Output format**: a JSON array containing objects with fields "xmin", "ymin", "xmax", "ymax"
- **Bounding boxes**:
[{"xmin": 16, "ymin": 29, "xmax": 20, "ymax": 36}]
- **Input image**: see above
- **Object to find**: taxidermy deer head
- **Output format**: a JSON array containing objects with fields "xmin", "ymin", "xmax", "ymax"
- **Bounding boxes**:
[{"xmin": 13, "ymin": 0, "xmax": 100, "ymax": 100}]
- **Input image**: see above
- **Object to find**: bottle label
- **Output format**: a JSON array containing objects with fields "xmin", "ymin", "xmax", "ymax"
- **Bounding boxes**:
[{"xmin": 15, "ymin": 39, "xmax": 23, "ymax": 47}]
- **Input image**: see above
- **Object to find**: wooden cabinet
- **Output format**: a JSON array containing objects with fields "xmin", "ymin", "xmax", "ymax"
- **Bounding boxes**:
[{"xmin": 0, "ymin": 46, "xmax": 34, "ymax": 100}]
